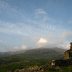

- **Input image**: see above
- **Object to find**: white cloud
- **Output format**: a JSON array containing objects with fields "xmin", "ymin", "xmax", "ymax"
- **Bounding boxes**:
[
  {"xmin": 37, "ymin": 37, "xmax": 48, "ymax": 44},
  {"xmin": 0, "ymin": 22, "xmax": 36, "ymax": 36},
  {"xmin": 0, "ymin": 0, "xmax": 8, "ymax": 10},
  {"xmin": 0, "ymin": 6, "xmax": 71, "ymax": 50},
  {"xmin": 47, "ymin": 31, "xmax": 72, "ymax": 48},
  {"xmin": 0, "ymin": 0, "xmax": 25, "ymax": 19},
  {"xmin": 34, "ymin": 8, "xmax": 48, "ymax": 22},
  {"xmin": 35, "ymin": 9, "xmax": 47, "ymax": 15},
  {"xmin": 0, "ymin": 0, "xmax": 15, "ymax": 13},
  {"xmin": 12, "ymin": 45, "xmax": 27, "ymax": 51},
  {"xmin": 37, "ymin": 37, "xmax": 48, "ymax": 47},
  {"xmin": 0, "ymin": 21, "xmax": 71, "ymax": 49}
]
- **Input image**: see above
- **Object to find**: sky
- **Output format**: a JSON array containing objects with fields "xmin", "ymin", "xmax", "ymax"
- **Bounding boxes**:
[{"xmin": 0, "ymin": 0, "xmax": 72, "ymax": 52}]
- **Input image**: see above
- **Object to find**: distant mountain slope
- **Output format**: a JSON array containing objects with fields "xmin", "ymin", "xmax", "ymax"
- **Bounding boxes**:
[
  {"xmin": 12, "ymin": 47, "xmax": 65, "ymax": 60},
  {"xmin": 0, "ymin": 48, "xmax": 65, "ymax": 59},
  {"xmin": 24, "ymin": 47, "xmax": 65, "ymax": 54}
]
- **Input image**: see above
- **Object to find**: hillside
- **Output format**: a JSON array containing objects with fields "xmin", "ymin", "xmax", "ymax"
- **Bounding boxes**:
[
  {"xmin": 0, "ymin": 47, "xmax": 66, "ymax": 72},
  {"xmin": 15, "ymin": 48, "xmax": 65, "ymax": 60}
]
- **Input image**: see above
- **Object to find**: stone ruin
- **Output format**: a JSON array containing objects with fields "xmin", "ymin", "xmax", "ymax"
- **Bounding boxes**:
[
  {"xmin": 51, "ymin": 42, "xmax": 72, "ymax": 67},
  {"xmin": 64, "ymin": 42, "xmax": 72, "ymax": 60}
]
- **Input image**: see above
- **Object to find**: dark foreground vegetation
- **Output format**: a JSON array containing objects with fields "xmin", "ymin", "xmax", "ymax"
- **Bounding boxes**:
[{"xmin": 0, "ymin": 48, "xmax": 72, "ymax": 72}]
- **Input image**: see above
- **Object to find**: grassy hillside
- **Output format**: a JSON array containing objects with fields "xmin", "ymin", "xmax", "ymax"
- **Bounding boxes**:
[{"xmin": 0, "ymin": 48, "xmax": 66, "ymax": 72}]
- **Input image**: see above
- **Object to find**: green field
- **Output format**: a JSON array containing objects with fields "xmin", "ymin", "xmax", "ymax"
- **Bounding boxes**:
[{"xmin": 0, "ymin": 48, "xmax": 71, "ymax": 72}]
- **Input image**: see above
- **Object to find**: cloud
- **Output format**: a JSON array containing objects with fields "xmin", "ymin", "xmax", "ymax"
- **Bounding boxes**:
[
  {"xmin": 63, "ymin": 31, "xmax": 72, "ymax": 38},
  {"xmin": 0, "ymin": 20, "xmax": 55, "ymax": 39},
  {"xmin": 0, "ymin": 20, "xmax": 71, "ymax": 50},
  {"xmin": 11, "ymin": 45, "xmax": 27, "ymax": 51},
  {"xmin": 34, "ymin": 8, "xmax": 48, "ymax": 22},
  {"xmin": 0, "ymin": 21, "xmax": 38, "ymax": 37},
  {"xmin": 0, "ymin": 23, "xmax": 23, "ymax": 35},
  {"xmin": 0, "ymin": 0, "xmax": 16, "ymax": 13},
  {"xmin": 0, "ymin": 0, "xmax": 25, "ymax": 22},
  {"xmin": 37, "ymin": 37, "xmax": 48, "ymax": 47},
  {"xmin": 35, "ymin": 8, "xmax": 47, "ymax": 15},
  {"xmin": 0, "ymin": 0, "xmax": 8, "ymax": 10},
  {"xmin": 35, "ymin": 30, "xmax": 72, "ymax": 49},
  {"xmin": 47, "ymin": 31, "xmax": 72, "ymax": 48},
  {"xmin": 0, "ymin": 4, "xmax": 72, "ymax": 51},
  {"xmin": 37, "ymin": 37, "xmax": 48, "ymax": 44}
]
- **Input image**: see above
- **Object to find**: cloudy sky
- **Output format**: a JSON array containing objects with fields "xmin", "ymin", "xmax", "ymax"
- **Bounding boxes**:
[{"xmin": 0, "ymin": 0, "xmax": 72, "ymax": 52}]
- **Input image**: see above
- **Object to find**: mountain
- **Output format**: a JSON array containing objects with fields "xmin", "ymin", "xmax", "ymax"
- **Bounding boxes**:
[
  {"xmin": 15, "ymin": 47, "xmax": 65, "ymax": 59},
  {"xmin": 0, "ymin": 47, "xmax": 65, "ymax": 59}
]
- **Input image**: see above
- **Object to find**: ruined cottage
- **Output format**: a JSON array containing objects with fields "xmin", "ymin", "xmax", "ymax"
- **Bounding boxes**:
[
  {"xmin": 51, "ymin": 42, "xmax": 72, "ymax": 67},
  {"xmin": 64, "ymin": 42, "xmax": 72, "ymax": 60}
]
